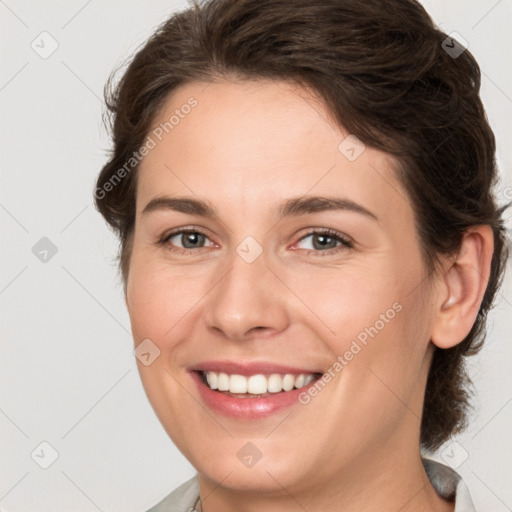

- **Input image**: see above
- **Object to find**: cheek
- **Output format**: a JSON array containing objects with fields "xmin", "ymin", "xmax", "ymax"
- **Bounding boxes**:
[
  {"xmin": 296, "ymin": 258, "xmax": 431, "ymax": 398},
  {"xmin": 282, "ymin": 263, "xmax": 409, "ymax": 351},
  {"xmin": 126, "ymin": 254, "xmax": 206, "ymax": 345},
  {"xmin": 330, "ymin": 277, "xmax": 432, "ymax": 432}
]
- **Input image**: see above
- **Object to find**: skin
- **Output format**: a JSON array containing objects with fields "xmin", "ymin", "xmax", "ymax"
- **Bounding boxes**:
[{"xmin": 125, "ymin": 77, "xmax": 494, "ymax": 512}]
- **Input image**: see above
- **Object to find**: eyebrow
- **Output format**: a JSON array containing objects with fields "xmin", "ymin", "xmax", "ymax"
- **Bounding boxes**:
[{"xmin": 141, "ymin": 195, "xmax": 378, "ymax": 221}]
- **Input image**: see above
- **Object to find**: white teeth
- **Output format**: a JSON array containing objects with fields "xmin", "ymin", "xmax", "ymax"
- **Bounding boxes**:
[
  {"xmin": 303, "ymin": 374, "xmax": 315, "ymax": 386},
  {"xmin": 229, "ymin": 374, "xmax": 247, "ymax": 393},
  {"xmin": 206, "ymin": 371, "xmax": 218, "ymax": 390},
  {"xmin": 294, "ymin": 374, "xmax": 305, "ymax": 388},
  {"xmin": 268, "ymin": 373, "xmax": 284, "ymax": 393},
  {"xmin": 217, "ymin": 372, "xmax": 229, "ymax": 391},
  {"xmin": 247, "ymin": 374, "xmax": 267, "ymax": 394},
  {"xmin": 282, "ymin": 374, "xmax": 295, "ymax": 391},
  {"xmin": 202, "ymin": 371, "xmax": 318, "ymax": 394}
]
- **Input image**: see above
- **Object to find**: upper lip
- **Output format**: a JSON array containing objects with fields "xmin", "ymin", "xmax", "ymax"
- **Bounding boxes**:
[{"xmin": 189, "ymin": 360, "xmax": 323, "ymax": 376}]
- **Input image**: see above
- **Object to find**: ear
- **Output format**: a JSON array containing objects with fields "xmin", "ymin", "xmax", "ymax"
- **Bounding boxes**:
[{"xmin": 430, "ymin": 225, "xmax": 494, "ymax": 349}]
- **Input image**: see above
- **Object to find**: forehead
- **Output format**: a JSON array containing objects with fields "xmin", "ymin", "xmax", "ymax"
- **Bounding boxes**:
[{"xmin": 136, "ymin": 78, "xmax": 411, "ymax": 225}]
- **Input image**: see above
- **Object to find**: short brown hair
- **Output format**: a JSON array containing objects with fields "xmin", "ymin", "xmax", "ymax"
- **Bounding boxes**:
[{"xmin": 94, "ymin": 0, "xmax": 510, "ymax": 450}]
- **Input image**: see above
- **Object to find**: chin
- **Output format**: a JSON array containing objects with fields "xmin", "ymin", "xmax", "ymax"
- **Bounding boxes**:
[{"xmin": 179, "ymin": 433, "xmax": 306, "ymax": 491}]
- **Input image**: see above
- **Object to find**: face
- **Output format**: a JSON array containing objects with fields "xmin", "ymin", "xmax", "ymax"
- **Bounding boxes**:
[{"xmin": 126, "ymin": 78, "xmax": 435, "ymax": 495}]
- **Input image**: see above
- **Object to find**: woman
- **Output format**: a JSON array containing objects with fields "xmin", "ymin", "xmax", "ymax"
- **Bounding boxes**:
[{"xmin": 94, "ymin": 0, "xmax": 509, "ymax": 510}]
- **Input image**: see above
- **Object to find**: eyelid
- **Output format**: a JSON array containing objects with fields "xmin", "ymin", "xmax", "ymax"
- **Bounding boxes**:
[
  {"xmin": 156, "ymin": 226, "xmax": 215, "ymax": 254},
  {"xmin": 157, "ymin": 226, "xmax": 353, "ymax": 255},
  {"xmin": 292, "ymin": 228, "xmax": 353, "ymax": 253}
]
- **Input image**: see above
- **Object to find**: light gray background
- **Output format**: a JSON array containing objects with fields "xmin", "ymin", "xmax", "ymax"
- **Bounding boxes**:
[{"xmin": 1, "ymin": 1, "xmax": 511, "ymax": 511}]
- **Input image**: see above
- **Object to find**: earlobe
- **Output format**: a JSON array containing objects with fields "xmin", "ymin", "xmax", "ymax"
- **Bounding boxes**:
[{"xmin": 430, "ymin": 225, "xmax": 494, "ymax": 349}]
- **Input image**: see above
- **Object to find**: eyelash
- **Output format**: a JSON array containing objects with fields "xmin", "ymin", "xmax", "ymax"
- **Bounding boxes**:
[{"xmin": 157, "ymin": 227, "xmax": 353, "ymax": 256}]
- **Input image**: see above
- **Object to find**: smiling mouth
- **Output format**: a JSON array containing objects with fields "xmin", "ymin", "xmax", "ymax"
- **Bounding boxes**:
[{"xmin": 198, "ymin": 370, "xmax": 323, "ymax": 398}]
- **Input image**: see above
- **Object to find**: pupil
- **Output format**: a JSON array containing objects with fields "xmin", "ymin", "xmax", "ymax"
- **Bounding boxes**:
[
  {"xmin": 183, "ymin": 232, "xmax": 203, "ymax": 248},
  {"xmin": 314, "ymin": 234, "xmax": 335, "ymax": 250}
]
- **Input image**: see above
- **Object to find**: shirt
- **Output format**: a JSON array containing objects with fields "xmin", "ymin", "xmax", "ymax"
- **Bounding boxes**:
[{"xmin": 145, "ymin": 457, "xmax": 476, "ymax": 512}]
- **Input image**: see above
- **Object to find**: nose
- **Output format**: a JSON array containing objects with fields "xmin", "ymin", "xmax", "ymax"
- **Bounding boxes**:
[{"xmin": 202, "ymin": 247, "xmax": 290, "ymax": 342}]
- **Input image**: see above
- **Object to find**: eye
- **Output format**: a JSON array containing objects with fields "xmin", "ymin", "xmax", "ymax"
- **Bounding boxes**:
[
  {"xmin": 158, "ymin": 228, "xmax": 215, "ymax": 253},
  {"xmin": 156, "ymin": 227, "xmax": 352, "ymax": 256},
  {"xmin": 294, "ymin": 229, "xmax": 353, "ymax": 254}
]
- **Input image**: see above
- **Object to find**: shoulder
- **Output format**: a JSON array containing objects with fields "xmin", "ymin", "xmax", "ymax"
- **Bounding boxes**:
[{"xmin": 144, "ymin": 475, "xmax": 199, "ymax": 512}]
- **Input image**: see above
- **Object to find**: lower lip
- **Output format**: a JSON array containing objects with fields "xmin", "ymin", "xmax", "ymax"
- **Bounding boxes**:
[{"xmin": 189, "ymin": 371, "xmax": 320, "ymax": 420}]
